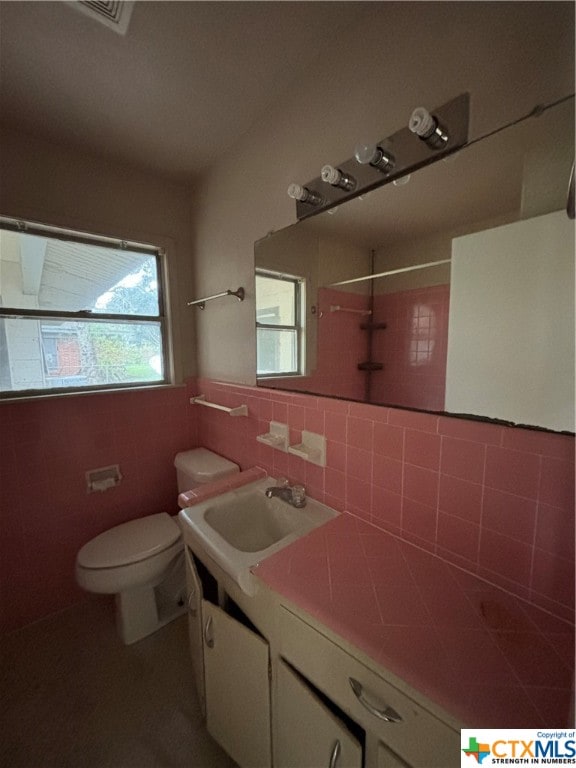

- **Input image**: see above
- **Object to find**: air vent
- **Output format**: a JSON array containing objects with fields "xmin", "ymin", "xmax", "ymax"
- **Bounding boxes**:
[{"xmin": 69, "ymin": 0, "xmax": 134, "ymax": 35}]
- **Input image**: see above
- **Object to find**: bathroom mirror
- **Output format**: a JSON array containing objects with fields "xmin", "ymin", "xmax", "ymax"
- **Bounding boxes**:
[{"xmin": 255, "ymin": 97, "xmax": 575, "ymax": 433}]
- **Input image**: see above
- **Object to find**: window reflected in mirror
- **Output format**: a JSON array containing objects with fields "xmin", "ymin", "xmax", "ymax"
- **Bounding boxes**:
[{"xmin": 256, "ymin": 270, "xmax": 304, "ymax": 377}]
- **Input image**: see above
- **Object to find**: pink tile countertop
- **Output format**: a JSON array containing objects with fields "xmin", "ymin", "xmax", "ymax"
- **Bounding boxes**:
[{"xmin": 253, "ymin": 512, "xmax": 575, "ymax": 728}]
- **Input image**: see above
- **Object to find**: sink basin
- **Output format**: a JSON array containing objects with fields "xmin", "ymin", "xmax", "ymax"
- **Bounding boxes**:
[
  {"xmin": 178, "ymin": 478, "xmax": 338, "ymax": 594},
  {"xmin": 204, "ymin": 493, "xmax": 307, "ymax": 552}
]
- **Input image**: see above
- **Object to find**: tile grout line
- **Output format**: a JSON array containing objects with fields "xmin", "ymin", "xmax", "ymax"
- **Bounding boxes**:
[{"xmin": 528, "ymin": 455, "xmax": 543, "ymax": 606}]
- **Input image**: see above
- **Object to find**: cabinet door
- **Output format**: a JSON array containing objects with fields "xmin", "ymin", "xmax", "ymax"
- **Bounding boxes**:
[
  {"xmin": 377, "ymin": 741, "xmax": 412, "ymax": 767},
  {"xmin": 184, "ymin": 547, "xmax": 205, "ymax": 717},
  {"xmin": 202, "ymin": 600, "xmax": 271, "ymax": 768},
  {"xmin": 276, "ymin": 660, "xmax": 362, "ymax": 768}
]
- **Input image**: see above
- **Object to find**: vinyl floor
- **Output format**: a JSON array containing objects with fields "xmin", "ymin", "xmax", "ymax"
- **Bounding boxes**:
[{"xmin": 0, "ymin": 597, "xmax": 237, "ymax": 768}]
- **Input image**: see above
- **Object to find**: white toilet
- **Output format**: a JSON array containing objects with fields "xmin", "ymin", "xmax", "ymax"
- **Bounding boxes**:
[{"xmin": 75, "ymin": 448, "xmax": 239, "ymax": 644}]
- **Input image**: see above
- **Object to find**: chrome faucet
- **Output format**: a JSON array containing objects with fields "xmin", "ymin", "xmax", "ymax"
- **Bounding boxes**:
[{"xmin": 265, "ymin": 482, "xmax": 306, "ymax": 508}]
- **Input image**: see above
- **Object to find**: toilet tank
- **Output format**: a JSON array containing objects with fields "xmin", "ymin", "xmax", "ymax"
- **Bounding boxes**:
[{"xmin": 174, "ymin": 448, "xmax": 239, "ymax": 493}]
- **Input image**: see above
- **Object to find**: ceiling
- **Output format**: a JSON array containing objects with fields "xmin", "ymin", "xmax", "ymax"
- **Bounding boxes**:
[{"xmin": 0, "ymin": 1, "xmax": 365, "ymax": 185}]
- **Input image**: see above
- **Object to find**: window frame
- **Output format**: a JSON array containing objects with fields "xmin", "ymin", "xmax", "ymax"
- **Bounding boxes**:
[
  {"xmin": 0, "ymin": 216, "xmax": 172, "ymax": 400},
  {"xmin": 255, "ymin": 268, "xmax": 304, "ymax": 378}
]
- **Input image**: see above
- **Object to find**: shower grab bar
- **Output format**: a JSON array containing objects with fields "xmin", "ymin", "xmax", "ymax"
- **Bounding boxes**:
[{"xmin": 187, "ymin": 287, "xmax": 245, "ymax": 309}]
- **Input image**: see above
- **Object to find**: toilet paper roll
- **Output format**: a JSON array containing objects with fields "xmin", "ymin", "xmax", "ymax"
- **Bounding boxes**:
[{"xmin": 91, "ymin": 477, "xmax": 116, "ymax": 492}]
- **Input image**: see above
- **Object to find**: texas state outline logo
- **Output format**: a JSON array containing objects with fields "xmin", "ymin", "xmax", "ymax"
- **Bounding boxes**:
[{"xmin": 462, "ymin": 736, "xmax": 491, "ymax": 764}]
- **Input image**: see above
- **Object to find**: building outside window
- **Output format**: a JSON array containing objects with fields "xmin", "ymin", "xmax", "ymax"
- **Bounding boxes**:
[
  {"xmin": 0, "ymin": 218, "xmax": 169, "ymax": 397},
  {"xmin": 256, "ymin": 270, "xmax": 304, "ymax": 377}
]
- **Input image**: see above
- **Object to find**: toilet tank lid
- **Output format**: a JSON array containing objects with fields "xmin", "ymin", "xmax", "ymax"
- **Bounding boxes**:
[
  {"xmin": 174, "ymin": 448, "xmax": 239, "ymax": 483},
  {"xmin": 77, "ymin": 513, "xmax": 181, "ymax": 569}
]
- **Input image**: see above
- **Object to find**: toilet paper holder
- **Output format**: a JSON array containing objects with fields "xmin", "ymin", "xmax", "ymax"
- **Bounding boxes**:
[{"xmin": 86, "ymin": 464, "xmax": 122, "ymax": 493}]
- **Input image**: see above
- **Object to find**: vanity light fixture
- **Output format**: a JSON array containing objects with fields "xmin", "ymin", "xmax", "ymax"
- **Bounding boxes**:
[
  {"xmin": 320, "ymin": 164, "xmax": 357, "ymax": 191},
  {"xmin": 408, "ymin": 106, "xmax": 449, "ymax": 149},
  {"xmin": 289, "ymin": 93, "xmax": 469, "ymax": 221},
  {"xmin": 287, "ymin": 183, "xmax": 324, "ymax": 206},
  {"xmin": 354, "ymin": 143, "xmax": 395, "ymax": 173}
]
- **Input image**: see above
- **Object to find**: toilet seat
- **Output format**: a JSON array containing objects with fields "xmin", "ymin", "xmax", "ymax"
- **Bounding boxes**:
[{"xmin": 77, "ymin": 513, "xmax": 181, "ymax": 570}]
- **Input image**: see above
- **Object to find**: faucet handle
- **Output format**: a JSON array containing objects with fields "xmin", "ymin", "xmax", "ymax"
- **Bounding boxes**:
[{"xmin": 291, "ymin": 484, "xmax": 306, "ymax": 507}]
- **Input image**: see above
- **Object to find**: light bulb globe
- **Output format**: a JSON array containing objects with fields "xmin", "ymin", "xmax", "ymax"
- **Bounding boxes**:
[{"xmin": 354, "ymin": 143, "xmax": 379, "ymax": 165}]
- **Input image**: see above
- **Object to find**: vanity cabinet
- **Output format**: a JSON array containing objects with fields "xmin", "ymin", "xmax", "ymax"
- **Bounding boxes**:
[
  {"xmin": 278, "ymin": 607, "xmax": 459, "ymax": 768},
  {"xmin": 275, "ymin": 659, "xmax": 362, "ymax": 768},
  {"xmin": 183, "ymin": 546, "xmax": 205, "ymax": 717},
  {"xmin": 182, "ymin": 511, "xmax": 458, "ymax": 768},
  {"xmin": 376, "ymin": 741, "xmax": 411, "ymax": 767},
  {"xmin": 183, "ymin": 544, "xmax": 272, "ymax": 768},
  {"xmin": 202, "ymin": 600, "xmax": 272, "ymax": 768}
]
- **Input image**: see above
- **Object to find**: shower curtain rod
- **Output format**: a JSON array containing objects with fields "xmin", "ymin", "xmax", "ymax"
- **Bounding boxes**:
[{"xmin": 329, "ymin": 259, "xmax": 450, "ymax": 288}]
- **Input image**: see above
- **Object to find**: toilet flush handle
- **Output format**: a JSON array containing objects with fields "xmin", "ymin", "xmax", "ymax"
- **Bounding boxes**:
[{"xmin": 187, "ymin": 590, "xmax": 197, "ymax": 617}]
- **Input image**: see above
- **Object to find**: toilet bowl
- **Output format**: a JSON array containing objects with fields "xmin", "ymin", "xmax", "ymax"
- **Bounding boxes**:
[{"xmin": 75, "ymin": 448, "xmax": 239, "ymax": 644}]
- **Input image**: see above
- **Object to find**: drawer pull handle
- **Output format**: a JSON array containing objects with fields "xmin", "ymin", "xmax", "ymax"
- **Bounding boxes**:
[
  {"xmin": 349, "ymin": 678, "xmax": 403, "ymax": 723},
  {"xmin": 204, "ymin": 616, "xmax": 214, "ymax": 648},
  {"xmin": 329, "ymin": 739, "xmax": 341, "ymax": 768},
  {"xmin": 187, "ymin": 590, "xmax": 197, "ymax": 616}
]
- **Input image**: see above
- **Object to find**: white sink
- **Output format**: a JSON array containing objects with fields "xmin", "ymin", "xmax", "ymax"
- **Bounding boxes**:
[
  {"xmin": 204, "ymin": 493, "xmax": 307, "ymax": 552},
  {"xmin": 178, "ymin": 478, "xmax": 338, "ymax": 594}
]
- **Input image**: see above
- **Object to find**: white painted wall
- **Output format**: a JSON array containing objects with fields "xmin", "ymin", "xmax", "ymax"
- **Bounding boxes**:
[
  {"xmin": 318, "ymin": 236, "xmax": 371, "ymax": 296},
  {"xmin": 446, "ymin": 211, "xmax": 575, "ymax": 431},
  {"xmin": 191, "ymin": 2, "xmax": 575, "ymax": 385},
  {"xmin": 0, "ymin": 127, "xmax": 196, "ymax": 382}
]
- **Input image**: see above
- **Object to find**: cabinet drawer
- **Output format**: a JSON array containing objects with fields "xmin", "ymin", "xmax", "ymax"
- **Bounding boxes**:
[
  {"xmin": 276, "ymin": 659, "xmax": 362, "ymax": 768},
  {"xmin": 278, "ymin": 608, "xmax": 459, "ymax": 768}
]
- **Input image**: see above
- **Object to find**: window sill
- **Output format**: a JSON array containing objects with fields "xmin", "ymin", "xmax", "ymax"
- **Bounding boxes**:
[
  {"xmin": 0, "ymin": 381, "xmax": 186, "ymax": 404},
  {"xmin": 257, "ymin": 373, "xmax": 306, "ymax": 381}
]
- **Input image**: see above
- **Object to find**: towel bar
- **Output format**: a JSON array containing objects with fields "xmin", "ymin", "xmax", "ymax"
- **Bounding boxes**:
[{"xmin": 190, "ymin": 395, "xmax": 248, "ymax": 417}]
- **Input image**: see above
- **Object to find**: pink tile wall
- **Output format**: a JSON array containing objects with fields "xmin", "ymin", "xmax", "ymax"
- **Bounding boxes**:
[
  {"xmin": 262, "ymin": 284, "xmax": 450, "ymax": 412},
  {"xmin": 0, "ymin": 384, "xmax": 198, "ymax": 633},
  {"xmin": 194, "ymin": 377, "xmax": 575, "ymax": 622},
  {"xmin": 371, "ymin": 284, "xmax": 449, "ymax": 411},
  {"xmin": 4, "ymin": 373, "xmax": 572, "ymax": 633},
  {"xmin": 266, "ymin": 287, "xmax": 369, "ymax": 400}
]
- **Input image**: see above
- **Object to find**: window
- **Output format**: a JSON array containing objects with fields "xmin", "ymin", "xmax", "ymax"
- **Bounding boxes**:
[
  {"xmin": 256, "ymin": 270, "xmax": 303, "ymax": 377},
  {"xmin": 409, "ymin": 303, "xmax": 437, "ymax": 366},
  {"xmin": 0, "ymin": 218, "xmax": 169, "ymax": 398}
]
